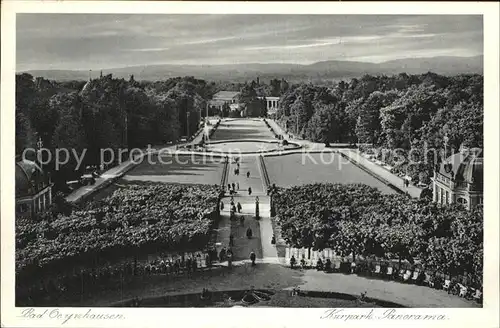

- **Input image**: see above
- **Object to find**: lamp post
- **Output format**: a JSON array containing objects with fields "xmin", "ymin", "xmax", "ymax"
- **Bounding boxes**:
[
  {"xmin": 255, "ymin": 196, "xmax": 260, "ymax": 219},
  {"xmin": 36, "ymin": 136, "xmax": 43, "ymax": 171}
]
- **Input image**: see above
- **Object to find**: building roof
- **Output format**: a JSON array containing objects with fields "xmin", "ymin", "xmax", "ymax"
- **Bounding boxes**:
[
  {"xmin": 16, "ymin": 160, "xmax": 44, "ymax": 198},
  {"xmin": 257, "ymin": 96, "xmax": 280, "ymax": 100},
  {"xmin": 439, "ymin": 148, "xmax": 483, "ymax": 190},
  {"xmin": 212, "ymin": 91, "xmax": 240, "ymax": 101}
]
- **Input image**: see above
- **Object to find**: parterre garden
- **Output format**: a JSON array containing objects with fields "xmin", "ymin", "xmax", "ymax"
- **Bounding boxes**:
[
  {"xmin": 208, "ymin": 119, "xmax": 276, "ymax": 141},
  {"xmin": 264, "ymin": 153, "xmax": 396, "ymax": 194},
  {"xmin": 122, "ymin": 154, "xmax": 224, "ymax": 185}
]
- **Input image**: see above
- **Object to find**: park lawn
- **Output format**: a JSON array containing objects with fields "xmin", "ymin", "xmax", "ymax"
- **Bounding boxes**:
[
  {"xmin": 264, "ymin": 153, "xmax": 396, "ymax": 194},
  {"xmin": 122, "ymin": 154, "xmax": 224, "ymax": 185},
  {"xmin": 210, "ymin": 119, "xmax": 276, "ymax": 141}
]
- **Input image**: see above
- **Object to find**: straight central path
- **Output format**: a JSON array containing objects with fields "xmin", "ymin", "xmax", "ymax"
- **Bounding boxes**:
[
  {"xmin": 227, "ymin": 155, "xmax": 266, "ymax": 195},
  {"xmin": 215, "ymin": 155, "xmax": 279, "ymax": 264}
]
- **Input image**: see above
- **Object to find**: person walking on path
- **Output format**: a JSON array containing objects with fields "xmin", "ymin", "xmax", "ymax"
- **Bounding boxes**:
[
  {"xmin": 205, "ymin": 253, "xmax": 211, "ymax": 268},
  {"xmin": 237, "ymin": 202, "xmax": 242, "ymax": 213},
  {"xmin": 250, "ymin": 251, "xmax": 256, "ymax": 266},
  {"xmin": 246, "ymin": 227, "xmax": 253, "ymax": 239},
  {"xmin": 237, "ymin": 182, "xmax": 240, "ymax": 190},
  {"xmin": 219, "ymin": 248, "xmax": 226, "ymax": 263},
  {"xmin": 240, "ymin": 215, "xmax": 245, "ymax": 226},
  {"xmin": 227, "ymin": 250, "xmax": 233, "ymax": 269},
  {"xmin": 229, "ymin": 234, "xmax": 234, "ymax": 247},
  {"xmin": 220, "ymin": 201, "xmax": 224, "ymax": 211},
  {"xmin": 290, "ymin": 255, "xmax": 297, "ymax": 269},
  {"xmin": 247, "ymin": 171, "xmax": 250, "ymax": 178},
  {"xmin": 248, "ymin": 187, "xmax": 252, "ymax": 196},
  {"xmin": 405, "ymin": 178, "xmax": 410, "ymax": 189},
  {"xmin": 232, "ymin": 182, "xmax": 236, "ymax": 191},
  {"xmin": 230, "ymin": 205, "xmax": 236, "ymax": 220}
]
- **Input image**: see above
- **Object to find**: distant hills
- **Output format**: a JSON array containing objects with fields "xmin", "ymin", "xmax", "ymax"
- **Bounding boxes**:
[{"xmin": 21, "ymin": 55, "xmax": 483, "ymax": 82}]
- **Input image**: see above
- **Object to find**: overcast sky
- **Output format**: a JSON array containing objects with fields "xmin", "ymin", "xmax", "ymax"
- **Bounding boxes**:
[{"xmin": 16, "ymin": 14, "xmax": 483, "ymax": 71}]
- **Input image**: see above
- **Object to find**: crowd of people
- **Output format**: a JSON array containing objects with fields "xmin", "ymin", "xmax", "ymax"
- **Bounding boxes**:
[
  {"xmin": 17, "ymin": 250, "xmax": 222, "ymax": 306},
  {"xmin": 286, "ymin": 254, "xmax": 482, "ymax": 303}
]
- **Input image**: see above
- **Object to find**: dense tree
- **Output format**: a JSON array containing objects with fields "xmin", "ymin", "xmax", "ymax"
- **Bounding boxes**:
[
  {"xmin": 15, "ymin": 109, "xmax": 36, "ymax": 156},
  {"xmin": 355, "ymin": 90, "xmax": 399, "ymax": 144},
  {"xmin": 237, "ymin": 84, "xmax": 266, "ymax": 117},
  {"xmin": 273, "ymin": 183, "xmax": 483, "ymax": 286},
  {"xmin": 16, "ymin": 73, "xmax": 220, "ymax": 190},
  {"xmin": 51, "ymin": 92, "xmax": 88, "ymax": 187},
  {"xmin": 276, "ymin": 73, "xmax": 482, "ymax": 185}
]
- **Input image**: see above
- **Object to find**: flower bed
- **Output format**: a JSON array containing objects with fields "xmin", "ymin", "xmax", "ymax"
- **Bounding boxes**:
[
  {"xmin": 16, "ymin": 183, "xmax": 222, "ymax": 279},
  {"xmin": 272, "ymin": 183, "xmax": 483, "ymax": 288}
]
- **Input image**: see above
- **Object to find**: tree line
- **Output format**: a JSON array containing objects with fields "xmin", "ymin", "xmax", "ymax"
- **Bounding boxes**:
[
  {"xmin": 16, "ymin": 74, "xmax": 227, "ymax": 190},
  {"xmin": 16, "ymin": 73, "xmax": 284, "ymax": 192}
]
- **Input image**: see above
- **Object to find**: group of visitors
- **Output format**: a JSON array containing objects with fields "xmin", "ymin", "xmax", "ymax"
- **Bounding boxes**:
[
  {"xmin": 17, "ymin": 251, "xmax": 218, "ymax": 306},
  {"xmin": 289, "ymin": 255, "xmax": 358, "ymax": 274},
  {"xmin": 228, "ymin": 182, "xmax": 240, "ymax": 195},
  {"xmin": 144, "ymin": 256, "xmax": 205, "ymax": 275},
  {"xmin": 222, "ymin": 197, "xmax": 245, "ymax": 219},
  {"xmin": 218, "ymin": 247, "xmax": 234, "ymax": 268},
  {"xmin": 227, "ymin": 182, "xmax": 251, "ymax": 196},
  {"xmin": 233, "ymin": 158, "xmax": 240, "ymax": 176}
]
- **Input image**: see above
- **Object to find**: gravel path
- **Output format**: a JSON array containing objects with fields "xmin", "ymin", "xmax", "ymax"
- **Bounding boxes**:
[{"xmin": 65, "ymin": 262, "xmax": 477, "ymax": 308}]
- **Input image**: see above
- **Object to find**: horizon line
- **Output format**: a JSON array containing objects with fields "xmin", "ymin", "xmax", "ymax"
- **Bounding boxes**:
[{"xmin": 17, "ymin": 54, "xmax": 483, "ymax": 73}]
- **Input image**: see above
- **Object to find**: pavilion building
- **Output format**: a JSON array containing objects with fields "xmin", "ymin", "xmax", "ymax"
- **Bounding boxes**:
[
  {"xmin": 208, "ymin": 91, "xmax": 280, "ymax": 113},
  {"xmin": 208, "ymin": 91, "xmax": 240, "ymax": 111},
  {"xmin": 15, "ymin": 159, "xmax": 53, "ymax": 219},
  {"xmin": 432, "ymin": 147, "xmax": 483, "ymax": 210}
]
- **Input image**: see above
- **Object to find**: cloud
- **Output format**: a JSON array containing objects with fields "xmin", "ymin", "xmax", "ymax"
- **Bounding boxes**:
[
  {"xmin": 16, "ymin": 14, "xmax": 483, "ymax": 71},
  {"xmin": 124, "ymin": 48, "xmax": 170, "ymax": 52}
]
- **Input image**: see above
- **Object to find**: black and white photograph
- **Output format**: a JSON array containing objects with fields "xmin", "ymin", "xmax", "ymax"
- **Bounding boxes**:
[{"xmin": 2, "ymin": 2, "xmax": 499, "ymax": 328}]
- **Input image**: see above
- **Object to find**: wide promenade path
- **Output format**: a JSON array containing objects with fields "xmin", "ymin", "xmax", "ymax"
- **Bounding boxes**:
[
  {"xmin": 212, "ymin": 119, "xmax": 281, "ymax": 265},
  {"xmin": 217, "ymin": 156, "xmax": 278, "ymax": 263},
  {"xmin": 83, "ymin": 261, "xmax": 478, "ymax": 308},
  {"xmin": 65, "ymin": 147, "xmax": 164, "ymax": 203}
]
